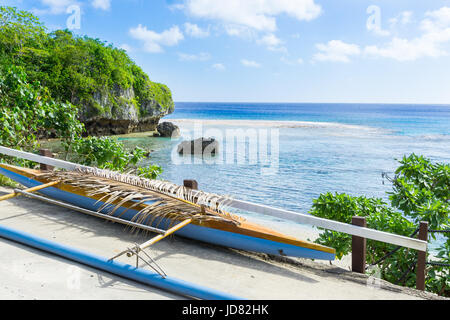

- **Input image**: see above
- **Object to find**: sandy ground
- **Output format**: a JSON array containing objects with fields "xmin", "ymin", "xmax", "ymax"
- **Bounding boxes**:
[{"xmin": 0, "ymin": 186, "xmax": 443, "ymax": 300}]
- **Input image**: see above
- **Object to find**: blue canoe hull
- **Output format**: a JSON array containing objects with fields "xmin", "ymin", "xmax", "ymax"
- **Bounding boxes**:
[{"xmin": 0, "ymin": 166, "xmax": 335, "ymax": 260}]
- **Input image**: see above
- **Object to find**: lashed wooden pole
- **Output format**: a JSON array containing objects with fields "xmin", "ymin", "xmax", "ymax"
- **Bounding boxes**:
[
  {"xmin": 0, "ymin": 180, "xmax": 60, "ymax": 202},
  {"xmin": 126, "ymin": 217, "xmax": 196, "ymax": 257}
]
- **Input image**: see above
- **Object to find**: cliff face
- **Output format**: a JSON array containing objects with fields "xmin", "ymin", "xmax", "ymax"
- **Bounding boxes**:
[
  {"xmin": 0, "ymin": 9, "xmax": 175, "ymax": 137},
  {"xmin": 77, "ymin": 84, "xmax": 174, "ymax": 136}
]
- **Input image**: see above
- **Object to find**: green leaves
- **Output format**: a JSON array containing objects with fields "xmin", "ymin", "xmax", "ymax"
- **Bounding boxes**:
[
  {"xmin": 0, "ymin": 6, "xmax": 165, "ymax": 181},
  {"xmin": 0, "ymin": 64, "xmax": 83, "ymax": 155},
  {"xmin": 137, "ymin": 165, "xmax": 163, "ymax": 180},
  {"xmin": 310, "ymin": 155, "xmax": 449, "ymax": 296},
  {"xmin": 1, "ymin": 6, "xmax": 174, "ymax": 121},
  {"xmin": 390, "ymin": 154, "xmax": 449, "ymax": 231},
  {"xmin": 65, "ymin": 136, "xmax": 162, "ymax": 178},
  {"xmin": 310, "ymin": 193, "xmax": 415, "ymax": 262}
]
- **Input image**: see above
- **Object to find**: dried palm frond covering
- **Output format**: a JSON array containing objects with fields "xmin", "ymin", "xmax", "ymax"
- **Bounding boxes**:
[{"xmin": 38, "ymin": 169, "xmax": 243, "ymax": 229}]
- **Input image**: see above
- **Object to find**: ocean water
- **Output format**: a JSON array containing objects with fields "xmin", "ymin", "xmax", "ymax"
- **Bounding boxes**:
[{"xmin": 118, "ymin": 102, "xmax": 450, "ymax": 250}]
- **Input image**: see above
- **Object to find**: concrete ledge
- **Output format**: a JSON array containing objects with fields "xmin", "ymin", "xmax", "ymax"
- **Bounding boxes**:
[{"xmin": 0, "ymin": 186, "xmax": 446, "ymax": 300}]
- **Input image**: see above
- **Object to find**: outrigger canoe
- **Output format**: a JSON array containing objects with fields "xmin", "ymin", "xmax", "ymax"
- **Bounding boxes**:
[{"xmin": 0, "ymin": 163, "xmax": 335, "ymax": 260}]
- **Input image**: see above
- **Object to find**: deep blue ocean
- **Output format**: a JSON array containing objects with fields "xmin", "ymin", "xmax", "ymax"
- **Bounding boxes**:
[
  {"xmin": 166, "ymin": 102, "xmax": 450, "ymax": 135},
  {"xmin": 119, "ymin": 102, "xmax": 450, "ymax": 250}
]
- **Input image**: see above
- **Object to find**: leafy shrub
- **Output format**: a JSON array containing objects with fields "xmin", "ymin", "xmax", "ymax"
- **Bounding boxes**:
[
  {"xmin": 0, "ymin": 7, "xmax": 164, "ymax": 180},
  {"xmin": 67, "ymin": 136, "xmax": 148, "ymax": 172},
  {"xmin": 310, "ymin": 154, "xmax": 449, "ymax": 296},
  {"xmin": 0, "ymin": 6, "xmax": 174, "ymax": 119},
  {"xmin": 0, "ymin": 64, "xmax": 162, "ymax": 179},
  {"xmin": 0, "ymin": 64, "xmax": 82, "ymax": 152}
]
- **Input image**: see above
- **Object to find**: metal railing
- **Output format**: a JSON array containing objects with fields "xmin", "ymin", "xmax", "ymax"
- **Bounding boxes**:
[{"xmin": 0, "ymin": 146, "xmax": 431, "ymax": 290}]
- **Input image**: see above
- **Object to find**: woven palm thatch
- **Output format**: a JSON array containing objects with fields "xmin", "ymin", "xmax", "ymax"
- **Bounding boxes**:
[{"xmin": 38, "ymin": 169, "xmax": 243, "ymax": 230}]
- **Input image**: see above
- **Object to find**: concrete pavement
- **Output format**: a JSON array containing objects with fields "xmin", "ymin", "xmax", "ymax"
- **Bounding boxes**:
[{"xmin": 0, "ymin": 186, "xmax": 443, "ymax": 300}]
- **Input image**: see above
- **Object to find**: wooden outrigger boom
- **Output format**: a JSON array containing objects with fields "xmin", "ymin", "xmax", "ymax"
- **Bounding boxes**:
[{"xmin": 0, "ymin": 180, "xmax": 60, "ymax": 202}]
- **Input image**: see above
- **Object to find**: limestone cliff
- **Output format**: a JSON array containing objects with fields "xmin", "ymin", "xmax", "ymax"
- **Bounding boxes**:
[{"xmin": 77, "ymin": 83, "xmax": 174, "ymax": 136}]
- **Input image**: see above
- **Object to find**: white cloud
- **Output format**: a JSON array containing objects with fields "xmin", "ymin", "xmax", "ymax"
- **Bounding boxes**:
[
  {"xmin": 178, "ymin": 52, "xmax": 211, "ymax": 61},
  {"xmin": 400, "ymin": 11, "xmax": 413, "ymax": 25},
  {"xmin": 371, "ymin": 27, "xmax": 390, "ymax": 37},
  {"xmin": 280, "ymin": 56, "xmax": 303, "ymax": 65},
  {"xmin": 119, "ymin": 44, "xmax": 133, "ymax": 52},
  {"xmin": 224, "ymin": 24, "xmax": 256, "ymax": 39},
  {"xmin": 168, "ymin": 3, "xmax": 185, "ymax": 11},
  {"xmin": 420, "ymin": 7, "xmax": 450, "ymax": 33},
  {"xmin": 257, "ymin": 33, "xmax": 281, "ymax": 47},
  {"xmin": 364, "ymin": 37, "xmax": 446, "ymax": 61},
  {"xmin": 184, "ymin": 23, "xmax": 210, "ymax": 38},
  {"xmin": 184, "ymin": 0, "xmax": 321, "ymax": 32},
  {"xmin": 92, "ymin": 0, "xmax": 110, "ymax": 11},
  {"xmin": 212, "ymin": 63, "xmax": 225, "ymax": 70},
  {"xmin": 256, "ymin": 33, "xmax": 287, "ymax": 52},
  {"xmin": 241, "ymin": 59, "xmax": 261, "ymax": 68},
  {"xmin": 313, "ymin": 40, "xmax": 361, "ymax": 63},
  {"xmin": 129, "ymin": 25, "xmax": 184, "ymax": 53},
  {"xmin": 33, "ymin": 0, "xmax": 110, "ymax": 14},
  {"xmin": 366, "ymin": 7, "xmax": 450, "ymax": 61},
  {"xmin": 34, "ymin": 0, "xmax": 78, "ymax": 15},
  {"xmin": 389, "ymin": 11, "xmax": 413, "ymax": 29}
]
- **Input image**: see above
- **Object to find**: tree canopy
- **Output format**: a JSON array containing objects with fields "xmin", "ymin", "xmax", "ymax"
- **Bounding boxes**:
[{"xmin": 0, "ymin": 6, "xmax": 174, "ymax": 118}]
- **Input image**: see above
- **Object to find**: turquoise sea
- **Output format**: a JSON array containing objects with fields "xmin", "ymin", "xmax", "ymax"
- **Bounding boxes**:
[{"xmin": 119, "ymin": 102, "xmax": 450, "ymax": 251}]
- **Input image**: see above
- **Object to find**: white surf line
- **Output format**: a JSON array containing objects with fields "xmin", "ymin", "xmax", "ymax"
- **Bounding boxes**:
[
  {"xmin": 168, "ymin": 118, "xmax": 388, "ymax": 132},
  {"xmin": 0, "ymin": 146, "xmax": 427, "ymax": 252}
]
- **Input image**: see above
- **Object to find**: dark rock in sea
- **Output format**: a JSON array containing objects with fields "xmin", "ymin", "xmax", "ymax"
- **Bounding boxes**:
[
  {"xmin": 177, "ymin": 137, "xmax": 219, "ymax": 156},
  {"xmin": 157, "ymin": 121, "xmax": 180, "ymax": 138}
]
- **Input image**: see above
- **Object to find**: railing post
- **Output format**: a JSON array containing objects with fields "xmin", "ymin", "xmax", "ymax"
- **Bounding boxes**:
[
  {"xmin": 416, "ymin": 221, "xmax": 428, "ymax": 291},
  {"xmin": 183, "ymin": 179, "xmax": 198, "ymax": 190},
  {"xmin": 39, "ymin": 149, "xmax": 54, "ymax": 171},
  {"xmin": 352, "ymin": 216, "xmax": 367, "ymax": 273}
]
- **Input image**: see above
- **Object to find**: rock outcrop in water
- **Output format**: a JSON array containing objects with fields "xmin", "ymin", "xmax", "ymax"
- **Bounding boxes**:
[
  {"xmin": 157, "ymin": 121, "xmax": 180, "ymax": 138},
  {"xmin": 177, "ymin": 137, "xmax": 219, "ymax": 156}
]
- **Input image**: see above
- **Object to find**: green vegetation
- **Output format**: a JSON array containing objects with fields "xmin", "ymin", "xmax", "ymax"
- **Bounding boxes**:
[
  {"xmin": 0, "ymin": 6, "xmax": 174, "ymax": 120},
  {"xmin": 310, "ymin": 154, "xmax": 449, "ymax": 296},
  {"xmin": 0, "ymin": 6, "xmax": 163, "ymax": 179}
]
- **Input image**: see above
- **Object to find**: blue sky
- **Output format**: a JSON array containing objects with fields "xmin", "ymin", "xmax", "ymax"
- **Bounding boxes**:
[{"xmin": 3, "ymin": 0, "xmax": 450, "ymax": 104}]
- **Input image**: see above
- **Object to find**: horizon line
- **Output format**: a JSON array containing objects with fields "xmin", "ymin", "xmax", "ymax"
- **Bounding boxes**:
[{"xmin": 173, "ymin": 101, "xmax": 450, "ymax": 106}]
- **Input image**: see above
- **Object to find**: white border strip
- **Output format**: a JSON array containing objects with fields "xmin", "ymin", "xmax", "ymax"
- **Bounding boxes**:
[{"xmin": 0, "ymin": 146, "xmax": 427, "ymax": 251}]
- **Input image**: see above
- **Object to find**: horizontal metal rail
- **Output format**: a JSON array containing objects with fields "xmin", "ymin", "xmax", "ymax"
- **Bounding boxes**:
[
  {"xmin": 225, "ymin": 198, "xmax": 427, "ymax": 252},
  {"xmin": 0, "ymin": 146, "xmax": 427, "ymax": 252},
  {"xmin": 14, "ymin": 189, "xmax": 165, "ymax": 235},
  {"xmin": 0, "ymin": 146, "xmax": 87, "ymax": 171}
]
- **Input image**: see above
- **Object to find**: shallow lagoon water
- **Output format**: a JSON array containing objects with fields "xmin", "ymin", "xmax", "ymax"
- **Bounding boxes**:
[{"xmin": 119, "ymin": 103, "xmax": 450, "ymax": 252}]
